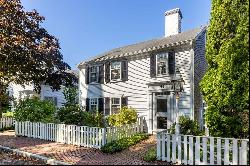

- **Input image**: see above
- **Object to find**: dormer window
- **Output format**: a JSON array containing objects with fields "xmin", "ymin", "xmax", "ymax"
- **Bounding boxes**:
[{"xmin": 110, "ymin": 61, "xmax": 121, "ymax": 80}]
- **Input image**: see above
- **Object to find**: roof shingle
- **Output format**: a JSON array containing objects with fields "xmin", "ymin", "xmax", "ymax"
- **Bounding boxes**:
[{"xmin": 79, "ymin": 26, "xmax": 205, "ymax": 65}]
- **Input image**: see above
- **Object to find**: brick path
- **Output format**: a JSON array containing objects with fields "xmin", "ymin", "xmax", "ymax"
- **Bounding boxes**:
[{"xmin": 0, "ymin": 130, "xmax": 171, "ymax": 165}]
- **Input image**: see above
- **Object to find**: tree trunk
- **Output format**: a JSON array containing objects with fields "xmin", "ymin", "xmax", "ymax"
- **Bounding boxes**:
[{"xmin": 0, "ymin": 101, "xmax": 2, "ymax": 119}]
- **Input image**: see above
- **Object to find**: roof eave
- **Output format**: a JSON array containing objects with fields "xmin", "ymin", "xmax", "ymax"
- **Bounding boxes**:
[{"xmin": 87, "ymin": 38, "xmax": 193, "ymax": 64}]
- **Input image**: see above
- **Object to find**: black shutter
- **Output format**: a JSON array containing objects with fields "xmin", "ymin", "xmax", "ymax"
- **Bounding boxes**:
[
  {"xmin": 104, "ymin": 97, "xmax": 110, "ymax": 116},
  {"xmin": 54, "ymin": 97, "xmax": 58, "ymax": 106},
  {"xmin": 98, "ymin": 64, "xmax": 104, "ymax": 84},
  {"xmin": 85, "ymin": 66, "xmax": 89, "ymax": 84},
  {"xmin": 168, "ymin": 51, "xmax": 175, "ymax": 75},
  {"xmin": 98, "ymin": 98, "xmax": 104, "ymax": 113},
  {"xmin": 121, "ymin": 97, "xmax": 128, "ymax": 108},
  {"xmin": 150, "ymin": 54, "xmax": 156, "ymax": 77},
  {"xmin": 86, "ymin": 98, "xmax": 90, "ymax": 111},
  {"xmin": 105, "ymin": 62, "xmax": 110, "ymax": 83},
  {"xmin": 121, "ymin": 60, "xmax": 128, "ymax": 81}
]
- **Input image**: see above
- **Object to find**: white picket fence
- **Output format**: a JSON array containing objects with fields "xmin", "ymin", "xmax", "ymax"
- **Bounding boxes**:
[
  {"xmin": 157, "ymin": 131, "xmax": 249, "ymax": 165},
  {"xmin": 15, "ymin": 117, "xmax": 144, "ymax": 149},
  {"xmin": 0, "ymin": 117, "xmax": 15, "ymax": 130}
]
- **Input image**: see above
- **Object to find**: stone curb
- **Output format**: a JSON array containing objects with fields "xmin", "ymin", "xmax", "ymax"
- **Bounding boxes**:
[{"xmin": 0, "ymin": 145, "xmax": 70, "ymax": 165}]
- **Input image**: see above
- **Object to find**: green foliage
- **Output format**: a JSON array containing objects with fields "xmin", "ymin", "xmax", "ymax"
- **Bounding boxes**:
[
  {"xmin": 143, "ymin": 147, "xmax": 157, "ymax": 162},
  {"xmin": 2, "ymin": 111, "xmax": 14, "ymax": 117},
  {"xmin": 62, "ymin": 86, "xmax": 78, "ymax": 106},
  {"xmin": 101, "ymin": 133, "xmax": 149, "ymax": 153},
  {"xmin": 56, "ymin": 85, "xmax": 83, "ymax": 125},
  {"xmin": 169, "ymin": 116, "xmax": 204, "ymax": 136},
  {"xmin": 56, "ymin": 86, "xmax": 105, "ymax": 127},
  {"xmin": 200, "ymin": 0, "xmax": 249, "ymax": 138},
  {"xmin": 108, "ymin": 106, "xmax": 138, "ymax": 127},
  {"xmin": 14, "ymin": 98, "xmax": 56, "ymax": 123},
  {"xmin": 0, "ymin": 0, "xmax": 77, "ymax": 118},
  {"xmin": 56, "ymin": 104, "xmax": 84, "ymax": 125},
  {"xmin": 81, "ymin": 110, "xmax": 105, "ymax": 127}
]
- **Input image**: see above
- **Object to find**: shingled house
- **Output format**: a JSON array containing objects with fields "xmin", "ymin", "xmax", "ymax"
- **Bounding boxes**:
[{"xmin": 78, "ymin": 8, "xmax": 207, "ymax": 133}]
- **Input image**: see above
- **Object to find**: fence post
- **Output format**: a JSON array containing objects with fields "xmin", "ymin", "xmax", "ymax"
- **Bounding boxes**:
[
  {"xmin": 195, "ymin": 137, "xmax": 200, "ymax": 165},
  {"xmin": 188, "ymin": 136, "xmax": 194, "ymax": 165},
  {"xmin": 157, "ymin": 131, "xmax": 162, "ymax": 160},
  {"xmin": 240, "ymin": 140, "xmax": 248, "ymax": 165},
  {"xmin": 232, "ymin": 139, "xmax": 238, "ymax": 165},
  {"xmin": 140, "ymin": 117, "xmax": 143, "ymax": 132},
  {"xmin": 15, "ymin": 121, "xmax": 18, "ymax": 136}
]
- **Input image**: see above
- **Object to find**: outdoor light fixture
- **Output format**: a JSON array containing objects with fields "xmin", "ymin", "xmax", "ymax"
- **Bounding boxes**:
[{"xmin": 171, "ymin": 68, "xmax": 185, "ymax": 134}]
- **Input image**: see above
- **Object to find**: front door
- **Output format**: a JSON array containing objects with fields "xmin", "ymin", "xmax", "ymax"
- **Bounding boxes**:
[{"xmin": 153, "ymin": 93, "xmax": 171, "ymax": 131}]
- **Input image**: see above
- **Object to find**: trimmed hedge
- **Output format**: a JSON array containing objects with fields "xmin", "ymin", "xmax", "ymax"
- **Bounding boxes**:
[{"xmin": 101, "ymin": 133, "xmax": 149, "ymax": 154}]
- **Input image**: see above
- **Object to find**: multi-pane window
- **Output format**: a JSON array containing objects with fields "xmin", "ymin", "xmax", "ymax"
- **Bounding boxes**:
[
  {"xmin": 90, "ymin": 98, "xmax": 98, "ymax": 111},
  {"xmin": 111, "ymin": 98, "xmax": 120, "ymax": 114},
  {"xmin": 157, "ymin": 53, "xmax": 168, "ymax": 75},
  {"xmin": 110, "ymin": 62, "xmax": 121, "ymax": 80},
  {"xmin": 89, "ymin": 66, "xmax": 98, "ymax": 83}
]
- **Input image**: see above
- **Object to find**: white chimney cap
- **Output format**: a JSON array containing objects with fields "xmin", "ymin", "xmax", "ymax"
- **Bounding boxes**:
[{"xmin": 165, "ymin": 8, "xmax": 183, "ymax": 19}]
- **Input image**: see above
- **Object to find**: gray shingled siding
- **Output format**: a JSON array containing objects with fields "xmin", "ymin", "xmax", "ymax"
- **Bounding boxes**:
[{"xmin": 193, "ymin": 29, "xmax": 207, "ymax": 127}]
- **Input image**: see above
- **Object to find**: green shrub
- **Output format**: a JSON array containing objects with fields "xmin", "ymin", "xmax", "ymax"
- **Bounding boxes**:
[
  {"xmin": 169, "ymin": 115, "xmax": 204, "ymax": 136},
  {"xmin": 101, "ymin": 133, "xmax": 149, "ymax": 153},
  {"xmin": 82, "ymin": 110, "xmax": 105, "ymax": 127},
  {"xmin": 56, "ymin": 106, "xmax": 105, "ymax": 127},
  {"xmin": 108, "ymin": 106, "xmax": 138, "ymax": 127},
  {"xmin": 143, "ymin": 147, "xmax": 157, "ymax": 162},
  {"xmin": 56, "ymin": 104, "xmax": 84, "ymax": 125},
  {"xmin": 2, "ymin": 111, "xmax": 14, "ymax": 117},
  {"xmin": 14, "ymin": 97, "xmax": 56, "ymax": 123}
]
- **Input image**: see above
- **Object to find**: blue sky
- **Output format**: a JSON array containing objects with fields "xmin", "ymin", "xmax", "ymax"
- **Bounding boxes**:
[{"xmin": 21, "ymin": 0, "xmax": 211, "ymax": 70}]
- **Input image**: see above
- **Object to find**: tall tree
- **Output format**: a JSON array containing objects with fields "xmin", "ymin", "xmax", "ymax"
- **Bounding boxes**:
[
  {"xmin": 200, "ymin": 0, "xmax": 249, "ymax": 138},
  {"xmin": 0, "ymin": 0, "xmax": 77, "ymax": 117}
]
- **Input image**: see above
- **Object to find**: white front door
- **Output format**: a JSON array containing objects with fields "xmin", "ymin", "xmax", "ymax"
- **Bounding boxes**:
[{"xmin": 153, "ymin": 94, "xmax": 171, "ymax": 131}]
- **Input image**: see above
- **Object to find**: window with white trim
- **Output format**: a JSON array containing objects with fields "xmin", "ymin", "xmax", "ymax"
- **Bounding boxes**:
[
  {"xmin": 89, "ymin": 66, "xmax": 98, "ymax": 83},
  {"xmin": 111, "ymin": 97, "xmax": 121, "ymax": 114},
  {"xmin": 90, "ymin": 98, "xmax": 98, "ymax": 111},
  {"xmin": 110, "ymin": 62, "xmax": 121, "ymax": 80},
  {"xmin": 156, "ymin": 53, "xmax": 168, "ymax": 75}
]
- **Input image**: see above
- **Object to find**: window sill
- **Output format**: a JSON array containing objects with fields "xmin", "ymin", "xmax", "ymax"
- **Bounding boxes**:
[
  {"xmin": 154, "ymin": 74, "xmax": 175, "ymax": 78},
  {"xmin": 110, "ymin": 79, "xmax": 123, "ymax": 83},
  {"xmin": 89, "ymin": 82, "xmax": 100, "ymax": 85}
]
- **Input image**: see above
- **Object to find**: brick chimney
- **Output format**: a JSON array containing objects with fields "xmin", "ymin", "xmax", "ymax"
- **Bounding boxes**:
[{"xmin": 165, "ymin": 8, "xmax": 182, "ymax": 37}]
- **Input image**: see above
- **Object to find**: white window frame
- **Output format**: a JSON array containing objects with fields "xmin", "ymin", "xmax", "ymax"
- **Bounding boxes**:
[
  {"xmin": 110, "ymin": 61, "xmax": 122, "ymax": 81},
  {"xmin": 89, "ymin": 65, "xmax": 99, "ymax": 83},
  {"xmin": 110, "ymin": 97, "xmax": 121, "ymax": 115},
  {"xmin": 89, "ymin": 98, "xmax": 98, "ymax": 111},
  {"xmin": 156, "ymin": 52, "xmax": 168, "ymax": 76}
]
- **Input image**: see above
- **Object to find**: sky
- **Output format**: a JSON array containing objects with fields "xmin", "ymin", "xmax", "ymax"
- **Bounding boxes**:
[{"xmin": 21, "ymin": 0, "xmax": 211, "ymax": 70}]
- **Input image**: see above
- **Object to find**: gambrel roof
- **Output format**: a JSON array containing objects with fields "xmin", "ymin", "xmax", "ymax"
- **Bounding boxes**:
[{"xmin": 78, "ymin": 26, "xmax": 206, "ymax": 67}]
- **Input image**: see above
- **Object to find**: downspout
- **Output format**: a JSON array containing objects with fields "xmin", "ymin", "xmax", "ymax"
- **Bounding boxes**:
[
  {"xmin": 190, "ymin": 40, "xmax": 195, "ymax": 120},
  {"xmin": 151, "ymin": 92, "xmax": 154, "ymax": 134}
]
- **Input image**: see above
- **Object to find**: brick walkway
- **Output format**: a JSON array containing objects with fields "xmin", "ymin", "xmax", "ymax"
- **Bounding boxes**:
[{"xmin": 0, "ymin": 130, "xmax": 171, "ymax": 165}]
